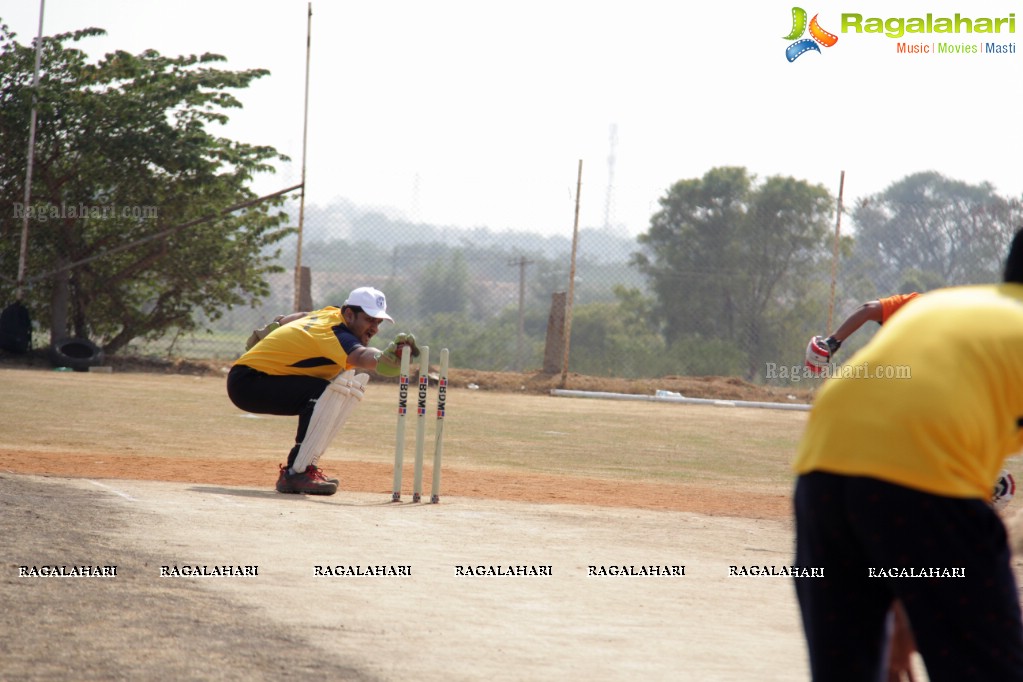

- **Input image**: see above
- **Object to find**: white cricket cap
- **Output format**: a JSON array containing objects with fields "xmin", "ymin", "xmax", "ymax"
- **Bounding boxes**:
[{"xmin": 344, "ymin": 286, "xmax": 393, "ymax": 322}]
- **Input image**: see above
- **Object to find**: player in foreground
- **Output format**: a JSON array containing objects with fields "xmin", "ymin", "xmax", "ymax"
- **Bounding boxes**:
[
  {"xmin": 792, "ymin": 228, "xmax": 1023, "ymax": 681},
  {"xmin": 227, "ymin": 286, "xmax": 418, "ymax": 495},
  {"xmin": 805, "ymin": 292, "xmax": 920, "ymax": 374}
]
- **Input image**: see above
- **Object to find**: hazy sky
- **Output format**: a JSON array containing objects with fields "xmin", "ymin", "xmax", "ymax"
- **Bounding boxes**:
[{"xmin": 4, "ymin": 0, "xmax": 1021, "ymax": 236}]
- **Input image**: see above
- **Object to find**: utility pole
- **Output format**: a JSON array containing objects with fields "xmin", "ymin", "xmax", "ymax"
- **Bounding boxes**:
[
  {"xmin": 293, "ymin": 2, "xmax": 313, "ymax": 311},
  {"xmin": 508, "ymin": 255, "xmax": 534, "ymax": 370},
  {"xmin": 16, "ymin": 0, "xmax": 46, "ymax": 302},
  {"xmin": 560, "ymin": 160, "xmax": 583, "ymax": 388}
]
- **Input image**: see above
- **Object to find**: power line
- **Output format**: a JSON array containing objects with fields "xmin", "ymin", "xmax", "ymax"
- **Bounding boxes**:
[{"xmin": 6, "ymin": 183, "xmax": 303, "ymax": 286}]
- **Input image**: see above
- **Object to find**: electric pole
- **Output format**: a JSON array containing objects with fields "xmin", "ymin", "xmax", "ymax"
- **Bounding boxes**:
[{"xmin": 508, "ymin": 255, "xmax": 534, "ymax": 370}]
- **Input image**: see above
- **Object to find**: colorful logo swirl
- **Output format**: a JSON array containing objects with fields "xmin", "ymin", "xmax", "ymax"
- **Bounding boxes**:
[{"xmin": 784, "ymin": 7, "xmax": 838, "ymax": 62}]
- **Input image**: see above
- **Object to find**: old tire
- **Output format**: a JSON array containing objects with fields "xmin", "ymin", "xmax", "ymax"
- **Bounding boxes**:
[{"xmin": 50, "ymin": 337, "xmax": 104, "ymax": 372}]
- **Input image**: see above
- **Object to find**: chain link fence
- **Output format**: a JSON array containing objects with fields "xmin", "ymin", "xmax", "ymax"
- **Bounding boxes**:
[
  {"xmin": 5, "ymin": 171, "xmax": 1019, "ymax": 384},
  {"xmin": 113, "ymin": 180, "xmax": 1021, "ymax": 387},
  {"xmin": 3, "ymin": 21, "xmax": 1021, "ymax": 387}
]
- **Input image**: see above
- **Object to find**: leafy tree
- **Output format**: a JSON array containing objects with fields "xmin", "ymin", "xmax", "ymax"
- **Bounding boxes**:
[
  {"xmin": 408, "ymin": 311, "xmax": 507, "ymax": 371},
  {"xmin": 632, "ymin": 167, "xmax": 834, "ymax": 378},
  {"xmin": 565, "ymin": 286, "xmax": 667, "ymax": 378},
  {"xmin": 849, "ymin": 171, "xmax": 1022, "ymax": 291},
  {"xmin": 417, "ymin": 251, "xmax": 470, "ymax": 316},
  {"xmin": 0, "ymin": 23, "xmax": 291, "ymax": 353}
]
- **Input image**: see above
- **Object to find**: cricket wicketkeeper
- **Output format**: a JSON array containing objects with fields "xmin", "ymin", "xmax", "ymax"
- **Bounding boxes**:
[{"xmin": 227, "ymin": 286, "xmax": 419, "ymax": 495}]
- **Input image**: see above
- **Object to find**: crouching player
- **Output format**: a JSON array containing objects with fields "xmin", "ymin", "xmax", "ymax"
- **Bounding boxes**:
[{"xmin": 227, "ymin": 286, "xmax": 419, "ymax": 495}]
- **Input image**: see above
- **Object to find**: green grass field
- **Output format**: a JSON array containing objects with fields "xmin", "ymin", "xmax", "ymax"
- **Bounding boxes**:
[{"xmin": 0, "ymin": 367, "xmax": 808, "ymax": 493}]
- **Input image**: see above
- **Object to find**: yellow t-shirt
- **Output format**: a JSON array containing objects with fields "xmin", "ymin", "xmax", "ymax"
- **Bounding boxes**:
[
  {"xmin": 794, "ymin": 284, "xmax": 1023, "ymax": 498},
  {"xmin": 234, "ymin": 307, "xmax": 360, "ymax": 380}
]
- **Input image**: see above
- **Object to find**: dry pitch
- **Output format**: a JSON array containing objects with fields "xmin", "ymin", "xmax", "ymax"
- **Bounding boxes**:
[{"xmin": 1, "ymin": 367, "xmax": 1020, "ymax": 681}]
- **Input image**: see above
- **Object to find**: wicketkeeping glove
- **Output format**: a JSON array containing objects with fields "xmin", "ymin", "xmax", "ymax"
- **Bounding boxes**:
[
  {"xmin": 804, "ymin": 335, "xmax": 840, "ymax": 374},
  {"xmin": 375, "ymin": 332, "xmax": 420, "ymax": 376},
  {"xmin": 244, "ymin": 317, "xmax": 284, "ymax": 350}
]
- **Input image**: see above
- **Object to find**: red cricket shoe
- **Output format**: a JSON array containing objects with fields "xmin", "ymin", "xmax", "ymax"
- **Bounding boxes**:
[
  {"xmin": 308, "ymin": 465, "xmax": 339, "ymax": 486},
  {"xmin": 275, "ymin": 463, "xmax": 338, "ymax": 495}
]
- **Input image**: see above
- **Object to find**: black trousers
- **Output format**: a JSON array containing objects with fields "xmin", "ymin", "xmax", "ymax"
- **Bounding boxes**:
[
  {"xmin": 226, "ymin": 365, "xmax": 329, "ymax": 466},
  {"xmin": 794, "ymin": 471, "xmax": 1023, "ymax": 682}
]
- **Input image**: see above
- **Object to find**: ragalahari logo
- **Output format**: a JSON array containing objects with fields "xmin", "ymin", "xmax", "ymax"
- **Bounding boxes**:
[{"xmin": 784, "ymin": 7, "xmax": 839, "ymax": 61}]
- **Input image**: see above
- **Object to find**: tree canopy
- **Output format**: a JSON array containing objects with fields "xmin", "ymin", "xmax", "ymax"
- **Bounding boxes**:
[
  {"xmin": 0, "ymin": 22, "xmax": 292, "ymax": 353},
  {"xmin": 632, "ymin": 167, "xmax": 834, "ymax": 378},
  {"xmin": 848, "ymin": 171, "xmax": 1023, "ymax": 292}
]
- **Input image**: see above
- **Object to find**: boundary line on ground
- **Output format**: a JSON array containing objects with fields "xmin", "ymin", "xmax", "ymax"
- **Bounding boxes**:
[{"xmin": 549, "ymin": 389, "xmax": 811, "ymax": 412}]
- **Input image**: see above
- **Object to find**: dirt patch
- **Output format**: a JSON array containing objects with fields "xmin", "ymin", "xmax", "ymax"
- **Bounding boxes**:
[
  {"xmin": 0, "ymin": 349, "xmax": 225, "ymax": 377},
  {"xmin": 0, "ymin": 474, "xmax": 812, "ymax": 682},
  {"xmin": 0, "ymin": 449, "xmax": 791, "ymax": 520},
  {"xmin": 0, "ymin": 476, "xmax": 370, "ymax": 682}
]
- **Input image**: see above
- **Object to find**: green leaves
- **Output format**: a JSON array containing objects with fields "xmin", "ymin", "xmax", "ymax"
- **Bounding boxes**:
[
  {"xmin": 0, "ymin": 20, "xmax": 291, "ymax": 353},
  {"xmin": 849, "ymin": 172, "xmax": 1022, "ymax": 290},
  {"xmin": 635, "ymin": 166, "xmax": 833, "ymax": 378}
]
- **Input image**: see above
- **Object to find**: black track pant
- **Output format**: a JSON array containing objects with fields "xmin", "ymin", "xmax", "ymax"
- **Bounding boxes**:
[
  {"xmin": 226, "ymin": 365, "xmax": 329, "ymax": 467},
  {"xmin": 794, "ymin": 471, "xmax": 1023, "ymax": 682}
]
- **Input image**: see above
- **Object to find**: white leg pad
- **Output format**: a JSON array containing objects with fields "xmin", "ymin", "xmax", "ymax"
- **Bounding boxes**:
[{"xmin": 292, "ymin": 370, "xmax": 370, "ymax": 473}]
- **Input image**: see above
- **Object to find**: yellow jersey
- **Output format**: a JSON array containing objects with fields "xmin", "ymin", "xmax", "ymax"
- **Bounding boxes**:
[
  {"xmin": 795, "ymin": 284, "xmax": 1023, "ymax": 498},
  {"xmin": 234, "ymin": 307, "xmax": 361, "ymax": 380}
]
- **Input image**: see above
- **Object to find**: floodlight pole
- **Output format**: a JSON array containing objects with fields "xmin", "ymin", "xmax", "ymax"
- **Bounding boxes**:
[
  {"xmin": 15, "ymin": 0, "xmax": 46, "ymax": 300},
  {"xmin": 293, "ymin": 2, "xmax": 313, "ymax": 311}
]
